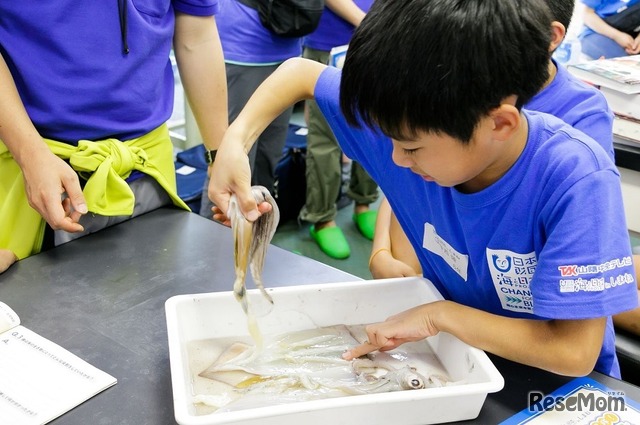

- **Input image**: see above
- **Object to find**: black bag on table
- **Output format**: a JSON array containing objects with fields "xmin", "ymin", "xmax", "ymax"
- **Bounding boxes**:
[
  {"xmin": 236, "ymin": 0, "xmax": 325, "ymax": 38},
  {"xmin": 604, "ymin": 2, "xmax": 640, "ymax": 35}
]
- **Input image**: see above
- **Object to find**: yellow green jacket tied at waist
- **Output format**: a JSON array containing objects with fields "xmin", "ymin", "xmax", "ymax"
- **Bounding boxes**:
[{"xmin": 0, "ymin": 124, "xmax": 189, "ymax": 260}]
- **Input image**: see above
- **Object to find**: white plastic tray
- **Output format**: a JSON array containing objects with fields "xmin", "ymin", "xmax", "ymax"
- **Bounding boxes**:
[{"xmin": 165, "ymin": 277, "xmax": 504, "ymax": 425}]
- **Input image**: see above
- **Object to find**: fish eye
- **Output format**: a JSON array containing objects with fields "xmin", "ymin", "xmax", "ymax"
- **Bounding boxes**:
[{"xmin": 410, "ymin": 378, "xmax": 424, "ymax": 389}]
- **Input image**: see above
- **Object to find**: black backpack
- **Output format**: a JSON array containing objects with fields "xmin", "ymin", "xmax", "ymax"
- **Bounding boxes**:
[
  {"xmin": 237, "ymin": 0, "xmax": 325, "ymax": 38},
  {"xmin": 604, "ymin": 2, "xmax": 640, "ymax": 35},
  {"xmin": 274, "ymin": 125, "xmax": 307, "ymax": 223}
]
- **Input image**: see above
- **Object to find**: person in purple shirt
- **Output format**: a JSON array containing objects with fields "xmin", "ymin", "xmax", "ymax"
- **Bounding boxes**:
[
  {"xmin": 0, "ymin": 1, "xmax": 228, "ymax": 273},
  {"xmin": 300, "ymin": 0, "xmax": 378, "ymax": 260},
  {"xmin": 198, "ymin": 0, "xmax": 303, "ymax": 218}
]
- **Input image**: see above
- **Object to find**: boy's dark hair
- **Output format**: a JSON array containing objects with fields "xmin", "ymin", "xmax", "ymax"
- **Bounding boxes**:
[
  {"xmin": 340, "ymin": 0, "xmax": 552, "ymax": 143},
  {"xmin": 545, "ymin": 0, "xmax": 575, "ymax": 30}
]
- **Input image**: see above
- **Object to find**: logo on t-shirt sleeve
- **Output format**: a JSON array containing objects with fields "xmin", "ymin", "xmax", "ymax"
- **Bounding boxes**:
[
  {"xmin": 486, "ymin": 248, "xmax": 537, "ymax": 314},
  {"xmin": 557, "ymin": 257, "xmax": 634, "ymax": 292}
]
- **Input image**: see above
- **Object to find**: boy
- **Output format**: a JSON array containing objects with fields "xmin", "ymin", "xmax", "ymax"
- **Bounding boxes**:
[
  {"xmin": 210, "ymin": 0, "xmax": 638, "ymax": 378},
  {"xmin": 370, "ymin": 0, "xmax": 616, "ymax": 279}
]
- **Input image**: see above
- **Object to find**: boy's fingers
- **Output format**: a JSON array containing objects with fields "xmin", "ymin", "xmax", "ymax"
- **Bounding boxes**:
[
  {"xmin": 234, "ymin": 186, "xmax": 261, "ymax": 222},
  {"xmin": 257, "ymin": 201, "xmax": 273, "ymax": 215},
  {"xmin": 212, "ymin": 206, "xmax": 231, "ymax": 226}
]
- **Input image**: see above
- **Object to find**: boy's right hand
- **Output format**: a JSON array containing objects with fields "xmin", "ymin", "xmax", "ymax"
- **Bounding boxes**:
[{"xmin": 208, "ymin": 133, "xmax": 269, "ymax": 225}]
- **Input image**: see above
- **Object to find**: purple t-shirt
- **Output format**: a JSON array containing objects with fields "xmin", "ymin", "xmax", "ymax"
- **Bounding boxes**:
[
  {"xmin": 216, "ymin": 0, "xmax": 302, "ymax": 64},
  {"xmin": 525, "ymin": 59, "xmax": 615, "ymax": 161},
  {"xmin": 304, "ymin": 0, "xmax": 374, "ymax": 52},
  {"xmin": 0, "ymin": 0, "xmax": 218, "ymax": 143}
]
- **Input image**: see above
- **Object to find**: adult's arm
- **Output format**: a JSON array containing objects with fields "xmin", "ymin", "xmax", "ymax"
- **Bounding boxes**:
[
  {"xmin": 325, "ymin": 0, "xmax": 366, "ymax": 27},
  {"xmin": 209, "ymin": 57, "xmax": 326, "ymax": 220},
  {"xmin": 173, "ymin": 12, "xmax": 228, "ymax": 162},
  {"xmin": 0, "ymin": 53, "xmax": 86, "ymax": 233}
]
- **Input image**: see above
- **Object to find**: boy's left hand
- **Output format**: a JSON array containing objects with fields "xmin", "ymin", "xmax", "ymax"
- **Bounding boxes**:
[{"xmin": 342, "ymin": 302, "xmax": 442, "ymax": 359}]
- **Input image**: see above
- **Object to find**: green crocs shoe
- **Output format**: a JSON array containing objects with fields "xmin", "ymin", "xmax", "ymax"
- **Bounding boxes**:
[
  {"xmin": 310, "ymin": 225, "xmax": 351, "ymax": 259},
  {"xmin": 353, "ymin": 210, "xmax": 377, "ymax": 240}
]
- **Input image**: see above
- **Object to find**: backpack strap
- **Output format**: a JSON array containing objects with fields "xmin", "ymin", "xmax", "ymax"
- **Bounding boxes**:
[{"xmin": 235, "ymin": 0, "xmax": 260, "ymax": 11}]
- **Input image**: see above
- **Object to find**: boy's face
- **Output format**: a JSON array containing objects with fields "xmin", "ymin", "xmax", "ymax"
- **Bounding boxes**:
[{"xmin": 390, "ymin": 115, "xmax": 521, "ymax": 193}]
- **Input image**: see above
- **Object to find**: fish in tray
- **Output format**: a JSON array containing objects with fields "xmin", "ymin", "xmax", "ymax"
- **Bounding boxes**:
[{"xmin": 194, "ymin": 324, "xmax": 456, "ymax": 412}]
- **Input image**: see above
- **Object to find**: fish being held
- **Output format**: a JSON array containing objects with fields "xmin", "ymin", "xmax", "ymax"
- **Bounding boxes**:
[
  {"xmin": 195, "ymin": 324, "xmax": 456, "ymax": 412},
  {"xmin": 227, "ymin": 185, "xmax": 280, "ymax": 316}
]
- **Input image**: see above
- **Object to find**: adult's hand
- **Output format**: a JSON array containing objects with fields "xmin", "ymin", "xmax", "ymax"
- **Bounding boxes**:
[
  {"xmin": 0, "ymin": 249, "xmax": 17, "ymax": 273},
  {"xmin": 21, "ymin": 148, "xmax": 87, "ymax": 232}
]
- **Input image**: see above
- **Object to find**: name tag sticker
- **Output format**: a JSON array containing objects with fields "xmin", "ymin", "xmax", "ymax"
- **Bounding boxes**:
[{"xmin": 423, "ymin": 223, "xmax": 468, "ymax": 281}]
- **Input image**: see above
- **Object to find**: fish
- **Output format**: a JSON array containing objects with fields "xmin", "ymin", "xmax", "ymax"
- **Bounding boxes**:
[
  {"xmin": 227, "ymin": 185, "xmax": 280, "ymax": 317},
  {"xmin": 195, "ymin": 324, "xmax": 458, "ymax": 412}
]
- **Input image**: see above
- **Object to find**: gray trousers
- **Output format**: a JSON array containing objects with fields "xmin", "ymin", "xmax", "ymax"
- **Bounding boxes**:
[
  {"xmin": 300, "ymin": 47, "xmax": 379, "ymax": 224},
  {"xmin": 54, "ymin": 175, "xmax": 171, "ymax": 245},
  {"xmin": 200, "ymin": 63, "xmax": 293, "ymax": 217}
]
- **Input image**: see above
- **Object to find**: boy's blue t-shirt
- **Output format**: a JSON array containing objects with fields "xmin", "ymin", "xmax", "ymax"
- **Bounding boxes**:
[
  {"xmin": 0, "ymin": 1, "xmax": 219, "ymax": 144},
  {"xmin": 303, "ymin": 0, "xmax": 374, "ymax": 52},
  {"xmin": 314, "ymin": 66, "xmax": 637, "ymax": 378},
  {"xmin": 216, "ymin": 0, "xmax": 302, "ymax": 64},
  {"xmin": 525, "ymin": 59, "xmax": 615, "ymax": 161}
]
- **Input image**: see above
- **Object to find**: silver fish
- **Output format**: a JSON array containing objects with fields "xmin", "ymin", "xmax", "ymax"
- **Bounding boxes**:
[{"xmin": 227, "ymin": 185, "xmax": 280, "ymax": 316}]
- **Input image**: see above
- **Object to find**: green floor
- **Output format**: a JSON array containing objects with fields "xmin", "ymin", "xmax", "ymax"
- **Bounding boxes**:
[
  {"xmin": 271, "ymin": 195, "xmax": 382, "ymax": 280},
  {"xmin": 269, "ymin": 108, "xmax": 381, "ymax": 280}
]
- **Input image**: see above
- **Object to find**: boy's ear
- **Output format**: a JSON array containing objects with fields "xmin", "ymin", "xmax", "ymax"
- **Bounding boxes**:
[
  {"xmin": 549, "ymin": 21, "xmax": 566, "ymax": 53},
  {"xmin": 490, "ymin": 101, "xmax": 520, "ymax": 141}
]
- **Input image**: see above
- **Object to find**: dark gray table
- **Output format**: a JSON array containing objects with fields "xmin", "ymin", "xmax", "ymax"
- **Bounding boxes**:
[{"xmin": 1, "ymin": 208, "xmax": 638, "ymax": 424}]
